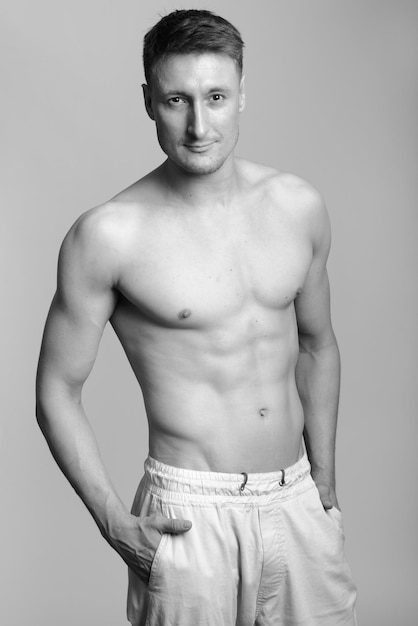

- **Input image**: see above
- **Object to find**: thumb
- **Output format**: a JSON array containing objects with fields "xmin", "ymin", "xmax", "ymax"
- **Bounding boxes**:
[
  {"xmin": 316, "ymin": 483, "xmax": 333, "ymax": 510},
  {"xmin": 321, "ymin": 496, "xmax": 333, "ymax": 510},
  {"xmin": 161, "ymin": 517, "xmax": 192, "ymax": 534}
]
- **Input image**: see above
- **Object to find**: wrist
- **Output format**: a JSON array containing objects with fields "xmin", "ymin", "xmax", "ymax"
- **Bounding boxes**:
[
  {"xmin": 93, "ymin": 492, "xmax": 130, "ymax": 539},
  {"xmin": 310, "ymin": 468, "xmax": 335, "ymax": 491}
]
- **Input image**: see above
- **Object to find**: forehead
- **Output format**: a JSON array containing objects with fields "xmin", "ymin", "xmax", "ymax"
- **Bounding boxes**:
[{"xmin": 151, "ymin": 53, "xmax": 241, "ymax": 92}]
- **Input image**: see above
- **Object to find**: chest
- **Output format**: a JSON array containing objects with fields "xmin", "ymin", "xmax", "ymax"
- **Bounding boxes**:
[{"xmin": 117, "ymin": 209, "xmax": 312, "ymax": 327}]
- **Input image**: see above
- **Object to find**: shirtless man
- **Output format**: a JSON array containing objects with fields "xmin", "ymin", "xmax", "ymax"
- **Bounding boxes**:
[{"xmin": 36, "ymin": 9, "xmax": 357, "ymax": 626}]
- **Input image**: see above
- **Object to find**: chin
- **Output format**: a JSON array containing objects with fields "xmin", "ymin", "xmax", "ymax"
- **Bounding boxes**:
[
  {"xmin": 159, "ymin": 134, "xmax": 238, "ymax": 177},
  {"xmin": 173, "ymin": 151, "xmax": 232, "ymax": 176},
  {"xmin": 181, "ymin": 160, "xmax": 225, "ymax": 176}
]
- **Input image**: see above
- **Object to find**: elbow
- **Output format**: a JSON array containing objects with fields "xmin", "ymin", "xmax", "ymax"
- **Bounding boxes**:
[
  {"xmin": 35, "ymin": 377, "xmax": 82, "ymax": 430},
  {"xmin": 298, "ymin": 328, "xmax": 338, "ymax": 356},
  {"xmin": 35, "ymin": 387, "xmax": 53, "ymax": 433},
  {"xmin": 35, "ymin": 375, "xmax": 48, "ymax": 427},
  {"xmin": 35, "ymin": 397, "xmax": 43, "ymax": 425},
  {"xmin": 35, "ymin": 393, "xmax": 50, "ymax": 430}
]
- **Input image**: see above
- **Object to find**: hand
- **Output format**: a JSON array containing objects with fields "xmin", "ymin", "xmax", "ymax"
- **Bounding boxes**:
[
  {"xmin": 105, "ymin": 513, "xmax": 192, "ymax": 584},
  {"xmin": 315, "ymin": 482, "xmax": 340, "ymax": 511}
]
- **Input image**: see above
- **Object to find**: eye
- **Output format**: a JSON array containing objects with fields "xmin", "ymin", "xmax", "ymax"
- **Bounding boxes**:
[
  {"xmin": 167, "ymin": 96, "xmax": 187, "ymax": 106},
  {"xmin": 211, "ymin": 94, "xmax": 224, "ymax": 102}
]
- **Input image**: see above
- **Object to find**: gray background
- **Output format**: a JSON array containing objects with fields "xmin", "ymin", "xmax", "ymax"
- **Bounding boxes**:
[{"xmin": 1, "ymin": 1, "xmax": 417, "ymax": 624}]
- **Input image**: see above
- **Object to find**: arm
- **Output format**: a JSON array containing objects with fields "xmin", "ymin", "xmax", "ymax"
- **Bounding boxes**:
[
  {"xmin": 36, "ymin": 209, "xmax": 125, "ymax": 530},
  {"xmin": 36, "ymin": 208, "xmax": 190, "ymax": 583},
  {"xmin": 294, "ymin": 192, "xmax": 341, "ymax": 510}
]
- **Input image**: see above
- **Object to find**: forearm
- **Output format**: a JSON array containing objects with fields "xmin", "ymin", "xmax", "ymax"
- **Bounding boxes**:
[
  {"xmin": 36, "ymin": 382, "xmax": 193, "ymax": 583},
  {"xmin": 296, "ymin": 336, "xmax": 340, "ymax": 489},
  {"xmin": 36, "ymin": 384, "xmax": 127, "ymax": 537}
]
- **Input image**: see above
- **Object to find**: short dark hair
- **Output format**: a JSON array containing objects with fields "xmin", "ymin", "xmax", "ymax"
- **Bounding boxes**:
[{"xmin": 143, "ymin": 9, "xmax": 244, "ymax": 85}]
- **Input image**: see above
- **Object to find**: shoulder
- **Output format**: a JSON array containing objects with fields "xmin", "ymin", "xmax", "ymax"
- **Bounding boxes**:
[
  {"xmin": 58, "ymin": 187, "xmax": 144, "ymax": 286},
  {"xmin": 56, "ymin": 205, "xmax": 116, "ymax": 289},
  {"xmin": 249, "ymin": 162, "xmax": 329, "ymax": 239},
  {"xmin": 267, "ymin": 170, "xmax": 326, "ymax": 219},
  {"xmin": 238, "ymin": 159, "xmax": 331, "ymax": 252},
  {"xmin": 275, "ymin": 173, "xmax": 329, "ymax": 239},
  {"xmin": 275, "ymin": 173, "xmax": 331, "ymax": 256},
  {"xmin": 238, "ymin": 159, "xmax": 325, "ymax": 209},
  {"xmin": 236, "ymin": 158, "xmax": 279, "ymax": 189},
  {"xmin": 61, "ymin": 203, "xmax": 123, "ymax": 261},
  {"xmin": 61, "ymin": 177, "xmax": 152, "ymax": 255},
  {"xmin": 58, "ymin": 168, "xmax": 169, "ymax": 283}
]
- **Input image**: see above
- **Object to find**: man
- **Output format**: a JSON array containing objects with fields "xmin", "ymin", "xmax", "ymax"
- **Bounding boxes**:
[{"xmin": 36, "ymin": 9, "xmax": 357, "ymax": 626}]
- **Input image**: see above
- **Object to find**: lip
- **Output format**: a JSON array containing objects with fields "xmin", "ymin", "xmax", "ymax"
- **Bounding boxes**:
[{"xmin": 184, "ymin": 142, "xmax": 215, "ymax": 153}]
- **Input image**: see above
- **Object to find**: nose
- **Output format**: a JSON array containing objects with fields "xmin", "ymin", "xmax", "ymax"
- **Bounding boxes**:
[{"xmin": 187, "ymin": 101, "xmax": 208, "ymax": 139}]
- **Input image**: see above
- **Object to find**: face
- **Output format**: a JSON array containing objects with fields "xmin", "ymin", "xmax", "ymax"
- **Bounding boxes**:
[{"xmin": 143, "ymin": 53, "xmax": 245, "ymax": 176}]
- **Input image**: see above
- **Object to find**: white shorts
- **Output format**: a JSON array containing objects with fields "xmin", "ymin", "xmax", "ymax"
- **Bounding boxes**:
[{"xmin": 127, "ymin": 454, "xmax": 357, "ymax": 625}]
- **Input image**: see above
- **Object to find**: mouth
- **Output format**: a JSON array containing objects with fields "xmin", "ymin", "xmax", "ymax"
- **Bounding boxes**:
[{"xmin": 183, "ymin": 142, "xmax": 215, "ymax": 153}]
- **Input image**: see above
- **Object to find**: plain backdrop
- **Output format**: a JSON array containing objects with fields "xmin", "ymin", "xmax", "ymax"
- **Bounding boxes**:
[{"xmin": 1, "ymin": 1, "xmax": 417, "ymax": 624}]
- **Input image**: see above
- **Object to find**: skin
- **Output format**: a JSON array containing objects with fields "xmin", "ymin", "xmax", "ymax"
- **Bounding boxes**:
[{"xmin": 36, "ymin": 52, "xmax": 340, "ymax": 585}]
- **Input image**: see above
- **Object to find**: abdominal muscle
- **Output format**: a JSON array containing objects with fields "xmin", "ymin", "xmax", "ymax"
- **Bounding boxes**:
[
  {"xmin": 147, "ymin": 378, "xmax": 305, "ymax": 473},
  {"xmin": 114, "ymin": 303, "xmax": 305, "ymax": 473}
]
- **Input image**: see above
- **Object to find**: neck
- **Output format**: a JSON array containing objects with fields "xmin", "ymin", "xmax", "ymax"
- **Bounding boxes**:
[{"xmin": 161, "ymin": 156, "xmax": 240, "ymax": 209}]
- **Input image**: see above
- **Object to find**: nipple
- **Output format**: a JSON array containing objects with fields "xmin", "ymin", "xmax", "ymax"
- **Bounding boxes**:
[{"xmin": 178, "ymin": 308, "xmax": 192, "ymax": 320}]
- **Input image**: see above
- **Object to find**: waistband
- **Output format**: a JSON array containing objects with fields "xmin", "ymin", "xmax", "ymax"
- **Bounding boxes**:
[{"xmin": 142, "ymin": 453, "xmax": 312, "ymax": 504}]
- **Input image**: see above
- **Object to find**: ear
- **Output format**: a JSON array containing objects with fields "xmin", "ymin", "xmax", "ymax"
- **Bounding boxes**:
[
  {"xmin": 239, "ymin": 75, "xmax": 246, "ymax": 113},
  {"xmin": 142, "ymin": 83, "xmax": 155, "ymax": 121}
]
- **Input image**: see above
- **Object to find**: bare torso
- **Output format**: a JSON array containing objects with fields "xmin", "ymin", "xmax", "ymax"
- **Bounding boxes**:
[
  {"xmin": 35, "ymin": 48, "xmax": 340, "ymax": 582},
  {"xmin": 102, "ymin": 159, "xmax": 314, "ymax": 472}
]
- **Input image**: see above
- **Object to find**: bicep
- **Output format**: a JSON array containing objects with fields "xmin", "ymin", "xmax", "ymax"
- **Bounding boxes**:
[
  {"xmin": 294, "ymin": 200, "xmax": 335, "ymax": 348},
  {"xmin": 38, "ymin": 290, "xmax": 115, "ymax": 392},
  {"xmin": 37, "ymin": 213, "xmax": 119, "ymax": 395},
  {"xmin": 295, "ymin": 265, "xmax": 333, "ymax": 346}
]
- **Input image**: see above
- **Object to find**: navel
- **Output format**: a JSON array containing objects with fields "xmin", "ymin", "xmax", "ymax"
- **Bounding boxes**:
[
  {"xmin": 178, "ymin": 308, "xmax": 192, "ymax": 320},
  {"xmin": 259, "ymin": 407, "xmax": 269, "ymax": 418}
]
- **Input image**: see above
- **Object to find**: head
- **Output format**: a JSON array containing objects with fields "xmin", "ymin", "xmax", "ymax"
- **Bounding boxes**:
[
  {"xmin": 142, "ymin": 10, "xmax": 246, "ymax": 176},
  {"xmin": 143, "ymin": 9, "xmax": 244, "ymax": 88}
]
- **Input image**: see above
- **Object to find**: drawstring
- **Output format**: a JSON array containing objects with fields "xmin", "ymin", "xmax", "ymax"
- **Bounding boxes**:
[
  {"xmin": 239, "ymin": 469, "xmax": 286, "ymax": 493},
  {"xmin": 240, "ymin": 472, "xmax": 248, "ymax": 493}
]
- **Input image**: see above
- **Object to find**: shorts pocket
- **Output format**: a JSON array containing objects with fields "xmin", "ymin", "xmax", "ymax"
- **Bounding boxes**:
[
  {"xmin": 148, "ymin": 533, "xmax": 169, "ymax": 589},
  {"xmin": 326, "ymin": 505, "xmax": 345, "ymax": 537}
]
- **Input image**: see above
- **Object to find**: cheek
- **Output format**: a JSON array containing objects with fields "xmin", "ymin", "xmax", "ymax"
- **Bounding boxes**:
[
  {"xmin": 155, "ymin": 110, "xmax": 182, "ymax": 134},
  {"xmin": 155, "ymin": 119, "xmax": 180, "ymax": 147},
  {"xmin": 219, "ymin": 112, "xmax": 240, "ymax": 139},
  {"xmin": 218, "ymin": 104, "xmax": 240, "ymax": 129}
]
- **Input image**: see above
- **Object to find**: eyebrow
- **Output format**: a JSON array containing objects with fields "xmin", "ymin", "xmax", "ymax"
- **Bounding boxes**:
[{"xmin": 161, "ymin": 86, "xmax": 234, "ymax": 98}]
